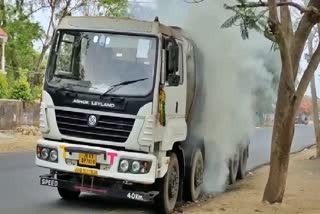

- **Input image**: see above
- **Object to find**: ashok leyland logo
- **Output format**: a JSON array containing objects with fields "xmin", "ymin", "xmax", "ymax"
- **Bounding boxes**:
[
  {"xmin": 88, "ymin": 115, "xmax": 97, "ymax": 127},
  {"xmin": 72, "ymin": 99, "xmax": 116, "ymax": 108}
]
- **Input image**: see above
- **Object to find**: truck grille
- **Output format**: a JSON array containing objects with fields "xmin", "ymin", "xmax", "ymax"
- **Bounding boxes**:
[{"xmin": 55, "ymin": 110, "xmax": 135, "ymax": 143}]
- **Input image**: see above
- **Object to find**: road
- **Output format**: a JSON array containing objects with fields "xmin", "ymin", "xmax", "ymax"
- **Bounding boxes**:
[
  {"xmin": 247, "ymin": 124, "xmax": 315, "ymax": 170},
  {"xmin": 0, "ymin": 124, "xmax": 315, "ymax": 214}
]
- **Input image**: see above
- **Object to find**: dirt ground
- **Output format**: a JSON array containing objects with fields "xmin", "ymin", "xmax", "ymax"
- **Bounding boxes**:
[
  {"xmin": 0, "ymin": 131, "xmax": 39, "ymax": 153},
  {"xmin": 185, "ymin": 146, "xmax": 320, "ymax": 214}
]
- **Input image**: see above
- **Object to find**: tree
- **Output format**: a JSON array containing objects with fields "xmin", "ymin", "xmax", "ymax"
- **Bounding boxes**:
[
  {"xmin": 1, "ymin": 2, "xmax": 43, "ymax": 81},
  {"xmin": 99, "ymin": 0, "xmax": 128, "ymax": 17},
  {"xmin": 222, "ymin": 0, "xmax": 320, "ymax": 203}
]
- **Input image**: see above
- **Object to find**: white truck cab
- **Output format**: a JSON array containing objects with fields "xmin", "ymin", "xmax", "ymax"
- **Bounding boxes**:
[{"xmin": 35, "ymin": 16, "xmax": 249, "ymax": 214}]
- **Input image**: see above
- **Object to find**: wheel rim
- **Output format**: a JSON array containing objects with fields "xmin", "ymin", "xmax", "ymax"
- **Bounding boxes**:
[
  {"xmin": 230, "ymin": 153, "xmax": 239, "ymax": 183},
  {"xmin": 168, "ymin": 166, "xmax": 179, "ymax": 199},
  {"xmin": 194, "ymin": 159, "xmax": 203, "ymax": 188}
]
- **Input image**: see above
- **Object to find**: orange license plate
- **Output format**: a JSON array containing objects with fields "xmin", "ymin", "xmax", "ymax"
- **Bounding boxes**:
[{"xmin": 79, "ymin": 153, "xmax": 97, "ymax": 166}]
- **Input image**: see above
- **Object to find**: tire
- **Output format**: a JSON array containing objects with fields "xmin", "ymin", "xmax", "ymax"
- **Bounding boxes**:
[
  {"xmin": 237, "ymin": 145, "xmax": 249, "ymax": 180},
  {"xmin": 155, "ymin": 153, "xmax": 180, "ymax": 214},
  {"xmin": 229, "ymin": 152, "xmax": 239, "ymax": 185},
  {"xmin": 185, "ymin": 149, "xmax": 204, "ymax": 201},
  {"xmin": 58, "ymin": 187, "xmax": 80, "ymax": 200}
]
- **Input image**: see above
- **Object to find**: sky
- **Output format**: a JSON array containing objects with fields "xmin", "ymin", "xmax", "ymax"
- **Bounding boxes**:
[{"xmin": 30, "ymin": 0, "xmax": 320, "ymax": 98}]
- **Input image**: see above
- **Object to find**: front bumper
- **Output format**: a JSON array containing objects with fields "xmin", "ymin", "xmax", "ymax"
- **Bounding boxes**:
[
  {"xmin": 40, "ymin": 173, "xmax": 159, "ymax": 202},
  {"xmin": 35, "ymin": 139, "xmax": 157, "ymax": 184}
]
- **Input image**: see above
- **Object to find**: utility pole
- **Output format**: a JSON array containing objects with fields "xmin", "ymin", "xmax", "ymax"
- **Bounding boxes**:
[{"xmin": 306, "ymin": 35, "xmax": 320, "ymax": 157}]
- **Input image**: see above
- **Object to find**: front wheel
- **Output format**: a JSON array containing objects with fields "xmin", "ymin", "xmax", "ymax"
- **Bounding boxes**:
[
  {"xmin": 185, "ymin": 149, "xmax": 204, "ymax": 201},
  {"xmin": 155, "ymin": 153, "xmax": 180, "ymax": 214},
  {"xmin": 57, "ymin": 187, "xmax": 80, "ymax": 200}
]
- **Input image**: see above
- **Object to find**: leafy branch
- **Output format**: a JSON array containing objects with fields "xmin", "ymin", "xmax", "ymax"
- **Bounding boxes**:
[
  {"xmin": 222, "ymin": 0, "xmax": 320, "ymax": 42},
  {"xmin": 236, "ymin": 0, "xmax": 320, "ymax": 16},
  {"xmin": 221, "ymin": 1, "xmax": 268, "ymax": 40}
]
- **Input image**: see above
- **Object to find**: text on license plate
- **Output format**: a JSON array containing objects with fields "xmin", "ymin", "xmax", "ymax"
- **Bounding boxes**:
[
  {"xmin": 79, "ymin": 153, "xmax": 97, "ymax": 166},
  {"xmin": 74, "ymin": 167, "xmax": 98, "ymax": 176}
]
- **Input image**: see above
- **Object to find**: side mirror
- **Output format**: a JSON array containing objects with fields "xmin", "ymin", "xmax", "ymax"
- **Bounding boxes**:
[
  {"xmin": 167, "ymin": 73, "xmax": 180, "ymax": 86},
  {"xmin": 166, "ymin": 40, "xmax": 179, "ymax": 74}
]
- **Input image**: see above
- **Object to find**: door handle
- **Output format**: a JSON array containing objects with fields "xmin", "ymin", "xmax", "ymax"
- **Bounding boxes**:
[{"xmin": 176, "ymin": 102, "xmax": 179, "ymax": 113}]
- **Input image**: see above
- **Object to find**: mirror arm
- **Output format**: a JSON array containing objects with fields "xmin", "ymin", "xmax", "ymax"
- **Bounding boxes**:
[{"xmin": 161, "ymin": 49, "xmax": 166, "ymax": 85}]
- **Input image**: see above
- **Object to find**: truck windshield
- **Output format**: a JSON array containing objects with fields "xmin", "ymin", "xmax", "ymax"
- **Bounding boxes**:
[{"xmin": 47, "ymin": 30, "xmax": 157, "ymax": 96}]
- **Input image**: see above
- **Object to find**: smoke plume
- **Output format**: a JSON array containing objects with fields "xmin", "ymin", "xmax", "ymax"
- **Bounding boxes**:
[{"xmin": 152, "ymin": 0, "xmax": 281, "ymax": 193}]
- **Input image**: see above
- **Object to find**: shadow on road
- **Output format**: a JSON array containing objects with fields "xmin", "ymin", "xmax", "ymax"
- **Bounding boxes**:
[{"xmin": 42, "ymin": 194, "xmax": 154, "ymax": 213}]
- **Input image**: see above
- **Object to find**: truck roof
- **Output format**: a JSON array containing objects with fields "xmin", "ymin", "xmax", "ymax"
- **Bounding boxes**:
[{"xmin": 58, "ymin": 16, "xmax": 185, "ymax": 39}]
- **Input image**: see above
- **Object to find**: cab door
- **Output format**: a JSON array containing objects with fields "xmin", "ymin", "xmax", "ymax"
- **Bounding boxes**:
[{"xmin": 160, "ymin": 37, "xmax": 187, "ymax": 148}]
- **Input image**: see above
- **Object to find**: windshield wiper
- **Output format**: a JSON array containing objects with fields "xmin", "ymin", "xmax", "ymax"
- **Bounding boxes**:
[
  {"xmin": 101, "ymin": 78, "xmax": 149, "ymax": 97},
  {"xmin": 54, "ymin": 74, "xmax": 80, "ymax": 80},
  {"xmin": 56, "ymin": 83, "xmax": 97, "ymax": 95}
]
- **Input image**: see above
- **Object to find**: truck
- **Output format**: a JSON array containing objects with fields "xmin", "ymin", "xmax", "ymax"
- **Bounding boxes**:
[{"xmin": 35, "ymin": 16, "xmax": 249, "ymax": 214}]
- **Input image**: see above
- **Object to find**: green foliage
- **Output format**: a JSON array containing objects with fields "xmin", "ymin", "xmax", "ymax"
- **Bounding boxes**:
[
  {"xmin": 0, "ymin": 73, "xmax": 8, "ymax": 98},
  {"xmin": 221, "ymin": 2, "xmax": 268, "ymax": 40},
  {"xmin": 2, "ymin": 3, "xmax": 43, "ymax": 78},
  {"xmin": 99, "ymin": 0, "xmax": 128, "ymax": 17},
  {"xmin": 9, "ymin": 75, "xmax": 33, "ymax": 101},
  {"xmin": 31, "ymin": 85, "xmax": 42, "ymax": 100}
]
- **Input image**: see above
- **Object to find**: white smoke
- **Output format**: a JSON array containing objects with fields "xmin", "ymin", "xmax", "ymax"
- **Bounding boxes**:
[{"xmin": 153, "ymin": 0, "xmax": 280, "ymax": 193}]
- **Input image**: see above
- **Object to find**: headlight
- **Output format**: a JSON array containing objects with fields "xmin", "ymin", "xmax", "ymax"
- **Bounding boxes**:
[
  {"xmin": 131, "ymin": 161, "xmax": 141, "ymax": 173},
  {"xmin": 49, "ymin": 150, "xmax": 58, "ymax": 162},
  {"xmin": 119, "ymin": 160, "xmax": 129, "ymax": 172},
  {"xmin": 37, "ymin": 145, "xmax": 58, "ymax": 163},
  {"xmin": 41, "ymin": 148, "xmax": 49, "ymax": 160},
  {"xmin": 118, "ymin": 159, "xmax": 152, "ymax": 174}
]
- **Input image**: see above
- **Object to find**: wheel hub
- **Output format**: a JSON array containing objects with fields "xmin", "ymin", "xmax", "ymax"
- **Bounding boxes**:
[{"xmin": 169, "ymin": 167, "xmax": 179, "ymax": 199}]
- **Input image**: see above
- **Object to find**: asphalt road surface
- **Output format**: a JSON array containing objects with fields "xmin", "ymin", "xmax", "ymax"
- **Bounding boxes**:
[
  {"xmin": 247, "ymin": 124, "xmax": 315, "ymax": 170},
  {"xmin": 0, "ymin": 124, "xmax": 315, "ymax": 214}
]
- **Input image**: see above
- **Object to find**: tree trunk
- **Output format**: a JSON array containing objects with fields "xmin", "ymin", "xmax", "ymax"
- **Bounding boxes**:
[
  {"xmin": 32, "ymin": 45, "xmax": 49, "ymax": 87},
  {"xmin": 263, "ymin": 65, "xmax": 296, "ymax": 203}
]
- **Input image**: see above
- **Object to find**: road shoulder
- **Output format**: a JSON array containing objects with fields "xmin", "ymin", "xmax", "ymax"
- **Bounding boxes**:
[
  {"xmin": 184, "ymin": 146, "xmax": 320, "ymax": 214},
  {"xmin": 0, "ymin": 131, "xmax": 38, "ymax": 153}
]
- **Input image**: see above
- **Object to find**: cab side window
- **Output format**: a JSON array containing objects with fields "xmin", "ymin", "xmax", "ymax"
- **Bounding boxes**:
[
  {"xmin": 169, "ymin": 42, "xmax": 183, "ymax": 85},
  {"xmin": 163, "ymin": 37, "xmax": 184, "ymax": 86},
  {"xmin": 56, "ymin": 34, "xmax": 75, "ymax": 74}
]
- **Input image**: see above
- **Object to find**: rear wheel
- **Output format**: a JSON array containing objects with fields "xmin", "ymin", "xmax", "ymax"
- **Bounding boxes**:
[
  {"xmin": 185, "ymin": 149, "xmax": 204, "ymax": 201},
  {"xmin": 155, "ymin": 153, "xmax": 180, "ymax": 214},
  {"xmin": 57, "ymin": 187, "xmax": 80, "ymax": 200},
  {"xmin": 237, "ymin": 145, "xmax": 249, "ymax": 179}
]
